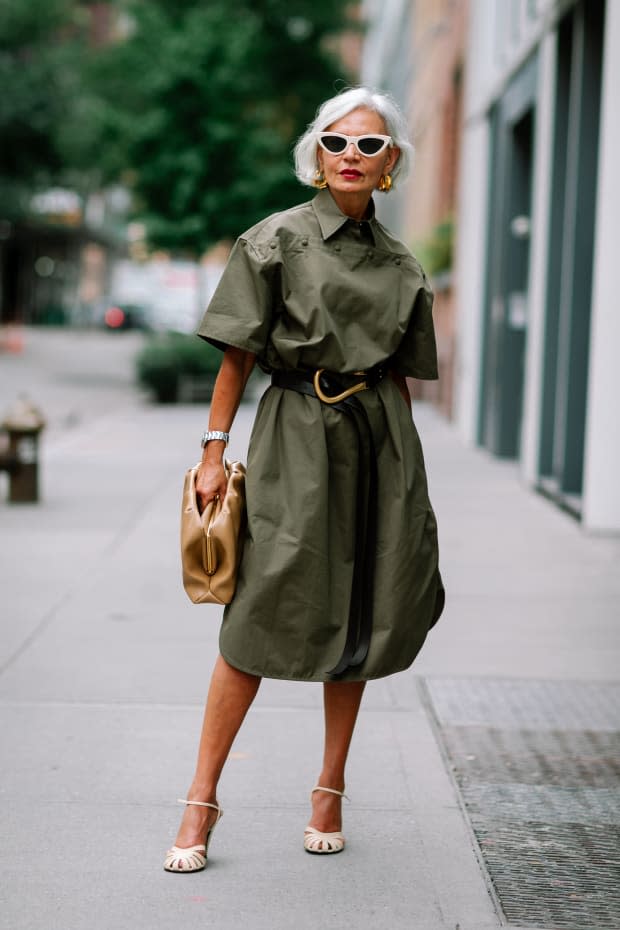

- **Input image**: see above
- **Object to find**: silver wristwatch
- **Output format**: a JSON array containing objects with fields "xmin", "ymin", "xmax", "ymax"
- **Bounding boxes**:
[{"xmin": 201, "ymin": 430, "xmax": 230, "ymax": 448}]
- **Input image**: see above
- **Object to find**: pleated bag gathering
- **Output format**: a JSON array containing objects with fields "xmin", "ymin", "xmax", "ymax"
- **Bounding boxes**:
[{"xmin": 180, "ymin": 460, "xmax": 247, "ymax": 605}]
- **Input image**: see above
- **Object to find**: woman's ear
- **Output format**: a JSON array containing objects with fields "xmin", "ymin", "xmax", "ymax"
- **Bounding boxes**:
[{"xmin": 386, "ymin": 146, "xmax": 401, "ymax": 174}]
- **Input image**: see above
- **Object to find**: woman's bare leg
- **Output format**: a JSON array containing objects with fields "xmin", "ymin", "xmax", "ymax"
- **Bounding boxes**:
[
  {"xmin": 174, "ymin": 654, "xmax": 261, "ymax": 847},
  {"xmin": 309, "ymin": 680, "xmax": 366, "ymax": 833}
]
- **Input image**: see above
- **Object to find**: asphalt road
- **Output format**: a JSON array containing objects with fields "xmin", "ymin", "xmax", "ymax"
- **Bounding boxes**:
[{"xmin": 0, "ymin": 326, "xmax": 147, "ymax": 442}]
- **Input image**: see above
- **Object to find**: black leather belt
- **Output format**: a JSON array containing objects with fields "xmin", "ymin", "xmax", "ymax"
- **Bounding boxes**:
[{"xmin": 271, "ymin": 365, "xmax": 387, "ymax": 678}]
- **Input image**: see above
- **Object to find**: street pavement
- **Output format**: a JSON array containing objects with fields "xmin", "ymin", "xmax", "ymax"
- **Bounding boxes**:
[{"xmin": 1, "ymin": 328, "xmax": 619, "ymax": 930}]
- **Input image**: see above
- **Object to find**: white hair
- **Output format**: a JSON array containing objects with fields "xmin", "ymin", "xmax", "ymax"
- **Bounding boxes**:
[{"xmin": 293, "ymin": 86, "xmax": 414, "ymax": 189}]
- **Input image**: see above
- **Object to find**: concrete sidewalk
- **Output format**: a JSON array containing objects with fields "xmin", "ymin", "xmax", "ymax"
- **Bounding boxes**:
[{"xmin": 1, "ymin": 344, "xmax": 619, "ymax": 930}]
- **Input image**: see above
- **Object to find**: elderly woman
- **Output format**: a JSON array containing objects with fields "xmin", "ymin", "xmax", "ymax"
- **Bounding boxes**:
[{"xmin": 164, "ymin": 86, "xmax": 444, "ymax": 872}]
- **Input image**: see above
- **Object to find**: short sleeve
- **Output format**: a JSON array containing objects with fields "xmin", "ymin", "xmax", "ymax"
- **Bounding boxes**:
[
  {"xmin": 390, "ymin": 282, "xmax": 439, "ymax": 380},
  {"xmin": 197, "ymin": 237, "xmax": 274, "ymax": 355}
]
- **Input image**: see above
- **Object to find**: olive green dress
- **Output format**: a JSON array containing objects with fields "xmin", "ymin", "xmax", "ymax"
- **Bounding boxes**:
[{"xmin": 198, "ymin": 188, "xmax": 444, "ymax": 682}]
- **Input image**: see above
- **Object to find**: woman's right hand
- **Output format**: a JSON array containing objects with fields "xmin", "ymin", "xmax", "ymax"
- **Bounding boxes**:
[{"xmin": 195, "ymin": 460, "xmax": 228, "ymax": 513}]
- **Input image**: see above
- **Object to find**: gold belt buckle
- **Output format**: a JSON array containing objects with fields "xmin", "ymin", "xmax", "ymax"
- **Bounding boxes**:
[{"xmin": 313, "ymin": 368, "xmax": 368, "ymax": 404}]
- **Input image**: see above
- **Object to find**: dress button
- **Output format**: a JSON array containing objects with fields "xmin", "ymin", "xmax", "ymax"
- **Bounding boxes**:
[
  {"xmin": 334, "ymin": 244, "xmax": 341, "ymax": 252},
  {"xmin": 269, "ymin": 240, "xmax": 277, "ymax": 249},
  {"xmin": 395, "ymin": 258, "xmax": 401, "ymax": 265},
  {"xmin": 366, "ymin": 250, "xmax": 373, "ymax": 259},
  {"xmin": 301, "ymin": 238, "xmax": 309, "ymax": 246}
]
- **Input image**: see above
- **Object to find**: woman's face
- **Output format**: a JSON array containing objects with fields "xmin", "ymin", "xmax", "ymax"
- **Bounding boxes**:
[{"xmin": 317, "ymin": 107, "xmax": 401, "ymax": 202}]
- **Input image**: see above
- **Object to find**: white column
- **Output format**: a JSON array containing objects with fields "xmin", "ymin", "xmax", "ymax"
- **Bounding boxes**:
[
  {"xmin": 582, "ymin": 0, "xmax": 620, "ymax": 533},
  {"xmin": 453, "ymin": 0, "xmax": 496, "ymax": 443},
  {"xmin": 454, "ymin": 115, "xmax": 491, "ymax": 443},
  {"xmin": 520, "ymin": 30, "xmax": 556, "ymax": 483}
]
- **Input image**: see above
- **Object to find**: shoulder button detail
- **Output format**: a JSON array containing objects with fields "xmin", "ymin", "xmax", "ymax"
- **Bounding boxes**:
[{"xmin": 301, "ymin": 237, "xmax": 309, "ymax": 247}]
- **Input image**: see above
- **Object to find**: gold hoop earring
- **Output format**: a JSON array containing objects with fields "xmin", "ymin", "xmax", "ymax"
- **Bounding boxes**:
[
  {"xmin": 313, "ymin": 168, "xmax": 328, "ymax": 190},
  {"xmin": 378, "ymin": 174, "xmax": 393, "ymax": 193}
]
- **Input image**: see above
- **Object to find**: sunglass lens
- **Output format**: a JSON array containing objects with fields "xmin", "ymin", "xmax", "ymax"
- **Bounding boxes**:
[
  {"xmin": 320, "ymin": 135, "xmax": 347, "ymax": 154},
  {"xmin": 358, "ymin": 137, "xmax": 385, "ymax": 155}
]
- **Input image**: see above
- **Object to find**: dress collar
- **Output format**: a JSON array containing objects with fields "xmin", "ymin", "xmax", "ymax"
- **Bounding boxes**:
[{"xmin": 312, "ymin": 188, "xmax": 377, "ymax": 243}]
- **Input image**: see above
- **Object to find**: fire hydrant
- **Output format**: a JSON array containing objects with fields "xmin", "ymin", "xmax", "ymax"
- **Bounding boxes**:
[{"xmin": 1, "ymin": 396, "xmax": 46, "ymax": 503}]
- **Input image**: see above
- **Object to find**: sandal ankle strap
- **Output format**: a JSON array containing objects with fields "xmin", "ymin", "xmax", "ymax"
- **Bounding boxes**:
[
  {"xmin": 177, "ymin": 798, "xmax": 221, "ymax": 813},
  {"xmin": 311, "ymin": 785, "xmax": 350, "ymax": 801}
]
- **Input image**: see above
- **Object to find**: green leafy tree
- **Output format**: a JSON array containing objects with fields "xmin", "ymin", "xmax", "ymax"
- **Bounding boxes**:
[
  {"xmin": 0, "ymin": 0, "xmax": 89, "ymax": 217},
  {"xmin": 90, "ymin": 0, "xmax": 356, "ymax": 253}
]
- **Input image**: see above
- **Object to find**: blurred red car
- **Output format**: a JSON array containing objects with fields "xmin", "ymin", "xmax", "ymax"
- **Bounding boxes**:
[{"xmin": 101, "ymin": 303, "xmax": 151, "ymax": 331}]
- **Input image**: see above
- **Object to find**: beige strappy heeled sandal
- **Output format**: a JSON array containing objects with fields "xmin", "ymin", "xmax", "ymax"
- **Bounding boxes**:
[
  {"xmin": 304, "ymin": 785, "xmax": 349, "ymax": 854},
  {"xmin": 163, "ymin": 798, "xmax": 223, "ymax": 872}
]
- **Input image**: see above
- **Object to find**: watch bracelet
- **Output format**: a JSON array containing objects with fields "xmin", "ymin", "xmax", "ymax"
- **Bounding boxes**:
[{"xmin": 201, "ymin": 430, "xmax": 230, "ymax": 448}]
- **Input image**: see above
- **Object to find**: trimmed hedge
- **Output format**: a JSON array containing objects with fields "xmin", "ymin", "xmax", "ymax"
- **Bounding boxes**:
[{"xmin": 136, "ymin": 332, "xmax": 221, "ymax": 403}]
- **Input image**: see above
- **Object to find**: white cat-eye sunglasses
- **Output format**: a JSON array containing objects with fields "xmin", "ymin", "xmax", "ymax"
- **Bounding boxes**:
[{"xmin": 316, "ymin": 132, "xmax": 393, "ymax": 157}]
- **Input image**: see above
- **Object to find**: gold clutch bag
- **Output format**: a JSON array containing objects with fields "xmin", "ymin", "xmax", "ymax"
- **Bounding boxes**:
[{"xmin": 180, "ymin": 460, "xmax": 247, "ymax": 605}]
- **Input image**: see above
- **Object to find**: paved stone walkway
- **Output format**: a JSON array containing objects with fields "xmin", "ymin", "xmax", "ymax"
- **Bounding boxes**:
[{"xmin": 1, "ymin": 328, "xmax": 618, "ymax": 930}]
